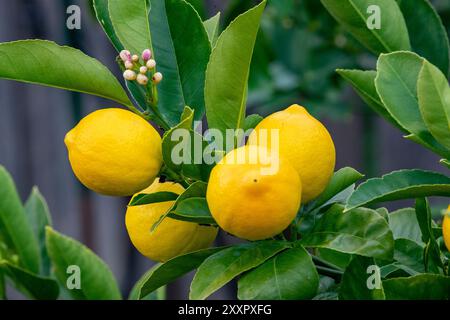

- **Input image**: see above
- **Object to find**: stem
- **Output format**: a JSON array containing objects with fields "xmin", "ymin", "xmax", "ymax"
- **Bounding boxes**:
[
  {"xmin": 316, "ymin": 265, "xmax": 343, "ymax": 281},
  {"xmin": 311, "ymin": 255, "xmax": 343, "ymax": 272}
]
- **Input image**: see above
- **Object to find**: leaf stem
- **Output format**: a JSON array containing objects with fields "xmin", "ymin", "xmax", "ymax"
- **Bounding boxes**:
[
  {"xmin": 311, "ymin": 254, "xmax": 343, "ymax": 272},
  {"xmin": 315, "ymin": 265, "xmax": 343, "ymax": 281}
]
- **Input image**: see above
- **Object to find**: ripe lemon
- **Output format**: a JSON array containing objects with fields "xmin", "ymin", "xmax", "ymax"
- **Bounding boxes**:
[
  {"xmin": 248, "ymin": 104, "xmax": 336, "ymax": 203},
  {"xmin": 126, "ymin": 179, "xmax": 218, "ymax": 262},
  {"xmin": 443, "ymin": 205, "xmax": 450, "ymax": 252},
  {"xmin": 206, "ymin": 145, "xmax": 301, "ymax": 241},
  {"xmin": 65, "ymin": 108, "xmax": 163, "ymax": 196}
]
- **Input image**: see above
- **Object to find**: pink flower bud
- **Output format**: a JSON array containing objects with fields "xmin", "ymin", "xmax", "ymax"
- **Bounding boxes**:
[
  {"xmin": 152, "ymin": 72, "xmax": 163, "ymax": 84},
  {"xmin": 119, "ymin": 50, "xmax": 131, "ymax": 62},
  {"xmin": 146, "ymin": 59, "xmax": 156, "ymax": 69},
  {"xmin": 137, "ymin": 74, "xmax": 149, "ymax": 85},
  {"xmin": 142, "ymin": 49, "xmax": 152, "ymax": 61},
  {"xmin": 123, "ymin": 70, "xmax": 137, "ymax": 81},
  {"xmin": 124, "ymin": 60, "xmax": 134, "ymax": 70},
  {"xmin": 139, "ymin": 66, "xmax": 148, "ymax": 74},
  {"xmin": 132, "ymin": 54, "xmax": 139, "ymax": 62}
]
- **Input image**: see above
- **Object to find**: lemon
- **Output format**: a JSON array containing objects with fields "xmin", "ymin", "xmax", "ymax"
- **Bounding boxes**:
[
  {"xmin": 65, "ymin": 108, "xmax": 163, "ymax": 196},
  {"xmin": 248, "ymin": 104, "xmax": 336, "ymax": 203},
  {"xmin": 443, "ymin": 205, "xmax": 450, "ymax": 252},
  {"xmin": 206, "ymin": 145, "xmax": 301, "ymax": 241},
  {"xmin": 126, "ymin": 179, "xmax": 218, "ymax": 262}
]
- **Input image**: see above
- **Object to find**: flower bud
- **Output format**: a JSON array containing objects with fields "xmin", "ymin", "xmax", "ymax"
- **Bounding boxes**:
[
  {"xmin": 152, "ymin": 72, "xmax": 163, "ymax": 84},
  {"xmin": 132, "ymin": 54, "xmax": 139, "ymax": 62},
  {"xmin": 142, "ymin": 49, "xmax": 152, "ymax": 61},
  {"xmin": 124, "ymin": 60, "xmax": 134, "ymax": 70},
  {"xmin": 119, "ymin": 50, "xmax": 131, "ymax": 62},
  {"xmin": 146, "ymin": 59, "xmax": 156, "ymax": 69},
  {"xmin": 137, "ymin": 74, "xmax": 149, "ymax": 85},
  {"xmin": 139, "ymin": 66, "xmax": 148, "ymax": 74},
  {"xmin": 123, "ymin": 70, "xmax": 137, "ymax": 81}
]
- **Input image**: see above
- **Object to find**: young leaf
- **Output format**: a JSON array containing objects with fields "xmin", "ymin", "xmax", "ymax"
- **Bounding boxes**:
[
  {"xmin": 205, "ymin": 1, "xmax": 266, "ymax": 136},
  {"xmin": 24, "ymin": 187, "xmax": 52, "ymax": 276},
  {"xmin": 134, "ymin": 246, "xmax": 227, "ymax": 299},
  {"xmin": 321, "ymin": 0, "xmax": 410, "ymax": 54},
  {"xmin": 339, "ymin": 256, "xmax": 385, "ymax": 300},
  {"xmin": 383, "ymin": 274, "xmax": 450, "ymax": 299},
  {"xmin": 345, "ymin": 169, "xmax": 450, "ymax": 211},
  {"xmin": 129, "ymin": 191, "xmax": 179, "ymax": 206},
  {"xmin": 0, "ymin": 40, "xmax": 132, "ymax": 107},
  {"xmin": 92, "ymin": 0, "xmax": 124, "ymax": 51},
  {"xmin": 396, "ymin": 0, "xmax": 450, "ymax": 75},
  {"xmin": 238, "ymin": 246, "xmax": 319, "ymax": 300},
  {"xmin": 0, "ymin": 166, "xmax": 40, "ymax": 274},
  {"xmin": 170, "ymin": 197, "xmax": 216, "ymax": 225},
  {"xmin": 149, "ymin": 0, "xmax": 211, "ymax": 126},
  {"xmin": 190, "ymin": 240, "xmax": 289, "ymax": 300},
  {"xmin": 45, "ymin": 227, "xmax": 121, "ymax": 300},
  {"xmin": 388, "ymin": 208, "xmax": 422, "ymax": 244},
  {"xmin": 204, "ymin": 12, "xmax": 221, "ymax": 47},
  {"xmin": 300, "ymin": 204, "xmax": 394, "ymax": 260},
  {"xmin": 0, "ymin": 260, "xmax": 59, "ymax": 300},
  {"xmin": 417, "ymin": 60, "xmax": 450, "ymax": 150}
]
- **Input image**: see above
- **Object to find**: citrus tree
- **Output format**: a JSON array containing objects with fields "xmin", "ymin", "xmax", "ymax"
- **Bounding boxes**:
[{"xmin": 0, "ymin": 0, "xmax": 449, "ymax": 300}]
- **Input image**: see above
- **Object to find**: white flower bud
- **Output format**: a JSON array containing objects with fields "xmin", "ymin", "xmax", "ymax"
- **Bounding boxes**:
[
  {"xmin": 146, "ymin": 59, "xmax": 156, "ymax": 69},
  {"xmin": 124, "ymin": 60, "xmax": 134, "ymax": 70},
  {"xmin": 152, "ymin": 72, "xmax": 163, "ymax": 84},
  {"xmin": 142, "ymin": 49, "xmax": 152, "ymax": 61},
  {"xmin": 139, "ymin": 66, "xmax": 148, "ymax": 74},
  {"xmin": 119, "ymin": 50, "xmax": 131, "ymax": 62},
  {"xmin": 137, "ymin": 74, "xmax": 149, "ymax": 85},
  {"xmin": 132, "ymin": 54, "xmax": 139, "ymax": 62},
  {"xmin": 123, "ymin": 70, "xmax": 137, "ymax": 81}
]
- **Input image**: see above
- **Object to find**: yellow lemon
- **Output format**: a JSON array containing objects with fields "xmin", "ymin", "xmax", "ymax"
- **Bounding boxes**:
[
  {"xmin": 126, "ymin": 179, "xmax": 218, "ymax": 262},
  {"xmin": 248, "ymin": 104, "xmax": 336, "ymax": 203},
  {"xmin": 206, "ymin": 145, "xmax": 301, "ymax": 241},
  {"xmin": 65, "ymin": 108, "xmax": 163, "ymax": 196},
  {"xmin": 443, "ymin": 205, "xmax": 450, "ymax": 252}
]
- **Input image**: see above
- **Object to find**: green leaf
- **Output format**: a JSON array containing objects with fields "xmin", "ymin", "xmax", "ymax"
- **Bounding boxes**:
[
  {"xmin": 388, "ymin": 208, "xmax": 422, "ymax": 243},
  {"xmin": 393, "ymin": 239, "xmax": 425, "ymax": 274},
  {"xmin": 339, "ymin": 256, "xmax": 385, "ymax": 300},
  {"xmin": 317, "ymin": 248, "xmax": 352, "ymax": 270},
  {"xmin": 337, "ymin": 69, "xmax": 404, "ymax": 131},
  {"xmin": 190, "ymin": 240, "xmax": 289, "ymax": 300},
  {"xmin": 417, "ymin": 60, "xmax": 450, "ymax": 150},
  {"xmin": 204, "ymin": 12, "xmax": 221, "ymax": 47},
  {"xmin": 0, "ymin": 260, "xmax": 59, "ymax": 300},
  {"xmin": 300, "ymin": 204, "xmax": 394, "ymax": 260},
  {"xmin": 383, "ymin": 274, "xmax": 450, "ymax": 299},
  {"xmin": 129, "ymin": 191, "xmax": 179, "ymax": 206},
  {"xmin": 170, "ymin": 197, "xmax": 216, "ymax": 225},
  {"xmin": 243, "ymin": 114, "xmax": 263, "ymax": 132},
  {"xmin": 0, "ymin": 166, "xmax": 40, "ymax": 273},
  {"xmin": 92, "ymin": 0, "xmax": 124, "ymax": 51},
  {"xmin": 396, "ymin": 0, "xmax": 450, "ymax": 75},
  {"xmin": 24, "ymin": 187, "xmax": 52, "ymax": 276},
  {"xmin": 109, "ymin": 0, "xmax": 151, "ymax": 55},
  {"xmin": 135, "ymin": 247, "xmax": 226, "ymax": 299},
  {"xmin": 441, "ymin": 159, "xmax": 450, "ymax": 170},
  {"xmin": 238, "ymin": 246, "xmax": 319, "ymax": 300},
  {"xmin": 376, "ymin": 207, "xmax": 389, "ymax": 222},
  {"xmin": 345, "ymin": 169, "xmax": 450, "ymax": 211},
  {"xmin": 0, "ymin": 40, "xmax": 132, "ymax": 107},
  {"xmin": 205, "ymin": 1, "xmax": 266, "ymax": 136},
  {"xmin": 0, "ymin": 270, "xmax": 5, "ymax": 299},
  {"xmin": 320, "ymin": 0, "xmax": 410, "ymax": 54},
  {"xmin": 149, "ymin": 0, "xmax": 211, "ymax": 126},
  {"xmin": 45, "ymin": 227, "xmax": 121, "ymax": 300},
  {"xmin": 311, "ymin": 167, "xmax": 364, "ymax": 210}
]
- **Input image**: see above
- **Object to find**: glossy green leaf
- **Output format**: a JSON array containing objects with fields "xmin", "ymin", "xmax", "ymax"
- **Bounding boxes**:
[
  {"xmin": 393, "ymin": 239, "xmax": 425, "ymax": 274},
  {"xmin": 92, "ymin": 0, "xmax": 124, "ymax": 51},
  {"xmin": 376, "ymin": 207, "xmax": 389, "ymax": 222},
  {"xmin": 339, "ymin": 256, "xmax": 385, "ymax": 300},
  {"xmin": 0, "ymin": 166, "xmax": 40, "ymax": 273},
  {"xmin": 243, "ymin": 114, "xmax": 263, "ymax": 132},
  {"xmin": 149, "ymin": 0, "xmax": 211, "ymax": 126},
  {"xmin": 109, "ymin": 0, "xmax": 151, "ymax": 55},
  {"xmin": 205, "ymin": 1, "xmax": 266, "ymax": 136},
  {"xmin": 24, "ymin": 187, "xmax": 52, "ymax": 276},
  {"xmin": 346, "ymin": 169, "xmax": 450, "ymax": 211},
  {"xmin": 417, "ymin": 60, "xmax": 450, "ymax": 150},
  {"xmin": 317, "ymin": 248, "xmax": 352, "ymax": 270},
  {"xmin": 45, "ymin": 227, "xmax": 121, "ymax": 300},
  {"xmin": 337, "ymin": 69, "xmax": 404, "ymax": 131},
  {"xmin": 0, "ymin": 260, "xmax": 59, "ymax": 300},
  {"xmin": 204, "ymin": 12, "xmax": 221, "ymax": 47},
  {"xmin": 388, "ymin": 208, "xmax": 422, "ymax": 243},
  {"xmin": 300, "ymin": 204, "xmax": 394, "ymax": 260},
  {"xmin": 396, "ymin": 0, "xmax": 450, "ymax": 75},
  {"xmin": 170, "ymin": 197, "xmax": 216, "ymax": 225},
  {"xmin": 238, "ymin": 246, "xmax": 319, "ymax": 300},
  {"xmin": 383, "ymin": 274, "xmax": 450, "ymax": 299},
  {"xmin": 0, "ymin": 40, "xmax": 132, "ymax": 107},
  {"xmin": 129, "ymin": 191, "xmax": 179, "ymax": 206},
  {"xmin": 190, "ymin": 240, "xmax": 289, "ymax": 300},
  {"xmin": 134, "ymin": 247, "xmax": 226, "ymax": 299},
  {"xmin": 321, "ymin": 0, "xmax": 410, "ymax": 54}
]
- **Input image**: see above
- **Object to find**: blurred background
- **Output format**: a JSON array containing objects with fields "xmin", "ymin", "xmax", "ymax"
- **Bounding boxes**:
[{"xmin": 0, "ymin": 0, "xmax": 449, "ymax": 299}]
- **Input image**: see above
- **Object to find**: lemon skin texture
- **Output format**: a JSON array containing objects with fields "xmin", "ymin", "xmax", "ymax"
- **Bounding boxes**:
[
  {"xmin": 249, "ymin": 104, "xmax": 336, "ymax": 204},
  {"xmin": 443, "ymin": 205, "xmax": 450, "ymax": 252},
  {"xmin": 126, "ymin": 179, "xmax": 218, "ymax": 262},
  {"xmin": 65, "ymin": 108, "xmax": 163, "ymax": 196},
  {"xmin": 206, "ymin": 145, "xmax": 301, "ymax": 241}
]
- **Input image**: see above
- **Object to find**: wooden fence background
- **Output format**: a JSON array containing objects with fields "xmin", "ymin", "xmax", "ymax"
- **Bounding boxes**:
[{"xmin": 0, "ymin": 0, "xmax": 446, "ymax": 299}]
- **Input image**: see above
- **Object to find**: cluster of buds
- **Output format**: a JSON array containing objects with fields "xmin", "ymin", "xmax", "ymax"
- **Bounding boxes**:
[{"xmin": 120, "ymin": 49, "xmax": 163, "ymax": 86}]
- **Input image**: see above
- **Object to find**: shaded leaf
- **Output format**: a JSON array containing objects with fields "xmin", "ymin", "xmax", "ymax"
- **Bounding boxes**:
[
  {"xmin": 243, "ymin": 114, "xmax": 263, "ymax": 132},
  {"xmin": 129, "ymin": 191, "xmax": 179, "ymax": 207},
  {"xmin": 92, "ymin": 0, "xmax": 124, "ymax": 51},
  {"xmin": 383, "ymin": 274, "xmax": 450, "ymax": 299},
  {"xmin": 388, "ymin": 208, "xmax": 422, "ymax": 243}
]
